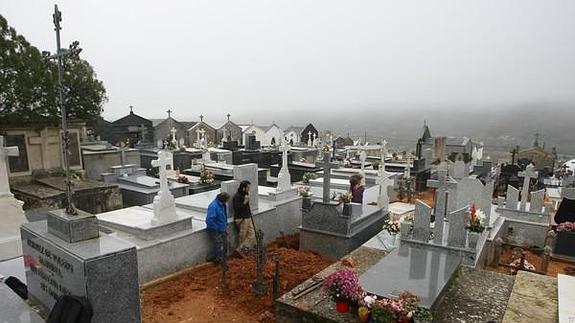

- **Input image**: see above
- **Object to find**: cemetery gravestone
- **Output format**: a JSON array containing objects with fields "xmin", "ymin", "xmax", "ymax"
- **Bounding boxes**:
[
  {"xmin": 519, "ymin": 164, "xmax": 538, "ymax": 211},
  {"xmin": 21, "ymin": 221, "xmax": 141, "ymax": 322},
  {"xmin": 233, "ymin": 163, "xmax": 259, "ymax": 211},
  {"xmin": 413, "ymin": 200, "xmax": 432, "ymax": 242},
  {"xmin": 447, "ymin": 206, "xmax": 469, "ymax": 248},
  {"xmin": 150, "ymin": 150, "xmax": 177, "ymax": 225},
  {"xmin": 530, "ymin": 189, "xmax": 546, "ymax": 214},
  {"xmin": 506, "ymin": 186, "xmax": 520, "ymax": 210},
  {"xmin": 277, "ymin": 139, "xmax": 292, "ymax": 192},
  {"xmin": 316, "ymin": 152, "xmax": 339, "ymax": 203}
]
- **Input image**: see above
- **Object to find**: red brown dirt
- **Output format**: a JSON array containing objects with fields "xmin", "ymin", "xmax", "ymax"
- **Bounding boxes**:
[
  {"xmin": 488, "ymin": 244, "xmax": 575, "ymax": 277},
  {"xmin": 141, "ymin": 234, "xmax": 334, "ymax": 322}
]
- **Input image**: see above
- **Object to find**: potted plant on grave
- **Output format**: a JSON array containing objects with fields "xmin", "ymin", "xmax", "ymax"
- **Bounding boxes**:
[
  {"xmin": 302, "ymin": 172, "xmax": 317, "ymax": 184},
  {"xmin": 338, "ymin": 192, "xmax": 353, "ymax": 216},
  {"xmin": 466, "ymin": 204, "xmax": 485, "ymax": 249},
  {"xmin": 322, "ymin": 269, "xmax": 364, "ymax": 314},
  {"xmin": 298, "ymin": 186, "xmax": 313, "ymax": 210},
  {"xmin": 199, "ymin": 169, "xmax": 214, "ymax": 184}
]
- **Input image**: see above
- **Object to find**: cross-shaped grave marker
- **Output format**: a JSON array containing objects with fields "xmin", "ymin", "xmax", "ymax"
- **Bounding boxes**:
[
  {"xmin": 150, "ymin": 150, "xmax": 177, "ymax": 223},
  {"xmin": 518, "ymin": 164, "xmax": 538, "ymax": 211},
  {"xmin": 0, "ymin": 137, "xmax": 19, "ymax": 196},
  {"xmin": 277, "ymin": 138, "xmax": 292, "ymax": 192},
  {"xmin": 427, "ymin": 168, "xmax": 457, "ymax": 244},
  {"xmin": 316, "ymin": 151, "xmax": 339, "ymax": 203}
]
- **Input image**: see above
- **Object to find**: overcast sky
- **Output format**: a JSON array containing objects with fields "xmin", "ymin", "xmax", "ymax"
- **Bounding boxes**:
[{"xmin": 3, "ymin": 0, "xmax": 575, "ymax": 128}]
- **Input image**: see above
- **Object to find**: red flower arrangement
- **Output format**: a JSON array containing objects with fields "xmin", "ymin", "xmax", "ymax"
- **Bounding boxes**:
[{"xmin": 557, "ymin": 222, "xmax": 574, "ymax": 232}]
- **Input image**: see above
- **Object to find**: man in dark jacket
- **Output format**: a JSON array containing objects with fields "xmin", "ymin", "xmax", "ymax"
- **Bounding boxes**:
[
  {"xmin": 206, "ymin": 192, "xmax": 230, "ymax": 264},
  {"xmin": 233, "ymin": 180, "xmax": 256, "ymax": 254}
]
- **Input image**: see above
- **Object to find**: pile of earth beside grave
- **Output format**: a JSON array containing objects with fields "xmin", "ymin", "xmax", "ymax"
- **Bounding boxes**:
[{"xmin": 141, "ymin": 234, "xmax": 334, "ymax": 322}]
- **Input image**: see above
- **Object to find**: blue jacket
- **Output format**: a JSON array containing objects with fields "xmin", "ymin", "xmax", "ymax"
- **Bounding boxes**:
[{"xmin": 206, "ymin": 198, "xmax": 228, "ymax": 232}]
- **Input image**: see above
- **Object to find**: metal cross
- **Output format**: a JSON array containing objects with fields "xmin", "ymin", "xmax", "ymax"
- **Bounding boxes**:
[
  {"xmin": 51, "ymin": 4, "xmax": 78, "ymax": 215},
  {"xmin": 129, "ymin": 105, "xmax": 133, "ymax": 113},
  {"xmin": 226, "ymin": 113, "xmax": 231, "ymax": 121},
  {"xmin": 166, "ymin": 109, "xmax": 172, "ymax": 118},
  {"xmin": 200, "ymin": 114, "xmax": 204, "ymax": 122}
]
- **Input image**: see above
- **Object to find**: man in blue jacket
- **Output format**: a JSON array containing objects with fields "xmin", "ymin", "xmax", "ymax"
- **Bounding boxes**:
[{"xmin": 206, "ymin": 192, "xmax": 231, "ymax": 265}]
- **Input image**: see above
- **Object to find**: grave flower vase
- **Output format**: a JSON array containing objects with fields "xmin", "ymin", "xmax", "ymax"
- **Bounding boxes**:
[
  {"xmin": 335, "ymin": 300, "xmax": 350, "ymax": 313},
  {"xmin": 302, "ymin": 198, "xmax": 312, "ymax": 210},
  {"xmin": 400, "ymin": 222, "xmax": 411, "ymax": 239},
  {"xmin": 342, "ymin": 203, "xmax": 352, "ymax": 216},
  {"xmin": 468, "ymin": 231, "xmax": 480, "ymax": 249}
]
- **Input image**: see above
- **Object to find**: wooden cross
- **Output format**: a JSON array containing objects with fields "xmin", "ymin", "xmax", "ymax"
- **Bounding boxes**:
[{"xmin": 316, "ymin": 152, "xmax": 339, "ymax": 203}]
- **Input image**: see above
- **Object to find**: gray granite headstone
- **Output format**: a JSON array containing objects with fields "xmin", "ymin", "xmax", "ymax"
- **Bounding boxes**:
[
  {"xmin": 506, "ymin": 186, "xmax": 520, "ymax": 210},
  {"xmin": 413, "ymin": 200, "xmax": 432, "ymax": 242},
  {"xmin": 46, "ymin": 209, "xmax": 99, "ymax": 243},
  {"xmin": 233, "ymin": 163, "xmax": 259, "ymax": 211},
  {"xmin": 427, "ymin": 169, "xmax": 456, "ymax": 244},
  {"xmin": 447, "ymin": 206, "xmax": 468, "ymax": 248},
  {"xmin": 453, "ymin": 160, "xmax": 467, "ymax": 178},
  {"xmin": 530, "ymin": 189, "xmax": 545, "ymax": 214},
  {"xmin": 21, "ymin": 221, "xmax": 140, "ymax": 322}
]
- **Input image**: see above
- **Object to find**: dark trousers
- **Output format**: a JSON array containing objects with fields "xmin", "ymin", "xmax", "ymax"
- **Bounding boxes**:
[{"xmin": 207, "ymin": 229, "xmax": 228, "ymax": 264}]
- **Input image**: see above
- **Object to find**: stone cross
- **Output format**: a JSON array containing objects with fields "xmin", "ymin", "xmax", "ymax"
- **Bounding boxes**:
[
  {"xmin": 196, "ymin": 128, "xmax": 202, "ymax": 146},
  {"xmin": 427, "ymin": 168, "xmax": 456, "ymax": 244},
  {"xmin": 221, "ymin": 128, "xmax": 228, "ymax": 145},
  {"xmin": 307, "ymin": 131, "xmax": 312, "ymax": 147},
  {"xmin": 518, "ymin": 164, "xmax": 538, "ymax": 211},
  {"xmin": 170, "ymin": 127, "xmax": 178, "ymax": 147},
  {"xmin": 150, "ymin": 150, "xmax": 177, "ymax": 224},
  {"xmin": 316, "ymin": 152, "xmax": 339, "ymax": 202},
  {"xmin": 140, "ymin": 124, "xmax": 147, "ymax": 143},
  {"xmin": 404, "ymin": 156, "xmax": 412, "ymax": 178},
  {"xmin": 227, "ymin": 113, "xmax": 231, "ymax": 121},
  {"xmin": 312, "ymin": 133, "xmax": 317, "ymax": 147},
  {"xmin": 0, "ymin": 137, "xmax": 19, "ymax": 196},
  {"xmin": 379, "ymin": 139, "xmax": 387, "ymax": 177},
  {"xmin": 119, "ymin": 142, "xmax": 127, "ymax": 166},
  {"xmin": 277, "ymin": 138, "xmax": 292, "ymax": 192},
  {"xmin": 359, "ymin": 149, "xmax": 367, "ymax": 178}
]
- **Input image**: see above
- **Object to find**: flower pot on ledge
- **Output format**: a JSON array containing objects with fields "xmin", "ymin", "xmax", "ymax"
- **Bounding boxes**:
[
  {"xmin": 467, "ymin": 231, "xmax": 481, "ymax": 249},
  {"xmin": 302, "ymin": 198, "xmax": 312, "ymax": 210},
  {"xmin": 342, "ymin": 203, "xmax": 352, "ymax": 216},
  {"xmin": 335, "ymin": 300, "xmax": 350, "ymax": 313}
]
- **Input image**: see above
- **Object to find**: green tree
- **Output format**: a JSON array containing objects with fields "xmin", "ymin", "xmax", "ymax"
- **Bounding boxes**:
[{"xmin": 0, "ymin": 14, "xmax": 106, "ymax": 127}]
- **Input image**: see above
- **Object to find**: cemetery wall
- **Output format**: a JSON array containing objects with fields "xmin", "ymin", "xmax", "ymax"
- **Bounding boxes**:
[{"xmin": 83, "ymin": 150, "xmax": 140, "ymax": 180}]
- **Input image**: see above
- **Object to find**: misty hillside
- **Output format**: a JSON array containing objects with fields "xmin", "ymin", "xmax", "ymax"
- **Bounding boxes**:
[{"xmin": 312, "ymin": 103, "xmax": 575, "ymax": 154}]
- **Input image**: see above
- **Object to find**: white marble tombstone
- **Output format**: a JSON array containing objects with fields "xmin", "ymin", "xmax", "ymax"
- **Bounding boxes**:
[
  {"xmin": 519, "ymin": 164, "xmax": 538, "ymax": 211},
  {"xmin": 530, "ymin": 189, "xmax": 546, "ymax": 214},
  {"xmin": 277, "ymin": 139, "xmax": 292, "ymax": 192},
  {"xmin": 150, "ymin": 150, "xmax": 177, "ymax": 225},
  {"xmin": 0, "ymin": 136, "xmax": 27, "ymax": 260},
  {"xmin": 506, "ymin": 185, "xmax": 520, "ymax": 210}
]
